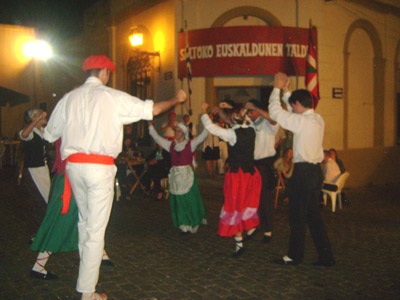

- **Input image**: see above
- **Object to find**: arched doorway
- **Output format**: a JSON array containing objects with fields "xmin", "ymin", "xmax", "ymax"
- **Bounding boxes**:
[
  {"xmin": 206, "ymin": 6, "xmax": 282, "ymax": 106},
  {"xmin": 343, "ymin": 19, "xmax": 384, "ymax": 149}
]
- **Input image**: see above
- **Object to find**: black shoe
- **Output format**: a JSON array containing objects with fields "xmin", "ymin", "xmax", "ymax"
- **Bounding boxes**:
[
  {"xmin": 272, "ymin": 258, "xmax": 299, "ymax": 266},
  {"xmin": 28, "ymin": 235, "xmax": 35, "ymax": 246},
  {"xmin": 232, "ymin": 247, "xmax": 245, "ymax": 257},
  {"xmin": 101, "ymin": 259, "xmax": 115, "ymax": 267},
  {"xmin": 30, "ymin": 270, "xmax": 58, "ymax": 280},
  {"xmin": 263, "ymin": 235, "xmax": 272, "ymax": 243},
  {"xmin": 312, "ymin": 259, "xmax": 335, "ymax": 267},
  {"xmin": 244, "ymin": 228, "xmax": 258, "ymax": 241}
]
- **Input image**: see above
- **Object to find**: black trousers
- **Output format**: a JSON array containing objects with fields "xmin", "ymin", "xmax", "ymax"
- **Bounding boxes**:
[
  {"xmin": 287, "ymin": 163, "xmax": 334, "ymax": 262},
  {"xmin": 255, "ymin": 157, "xmax": 276, "ymax": 233}
]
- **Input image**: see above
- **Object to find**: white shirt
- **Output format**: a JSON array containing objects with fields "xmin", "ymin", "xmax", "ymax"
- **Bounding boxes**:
[
  {"xmin": 252, "ymin": 117, "xmax": 279, "ymax": 160},
  {"xmin": 19, "ymin": 127, "xmax": 44, "ymax": 142},
  {"xmin": 268, "ymin": 87, "xmax": 324, "ymax": 164},
  {"xmin": 323, "ymin": 158, "xmax": 341, "ymax": 183},
  {"xmin": 201, "ymin": 114, "xmax": 254, "ymax": 146},
  {"xmin": 44, "ymin": 76, "xmax": 154, "ymax": 159}
]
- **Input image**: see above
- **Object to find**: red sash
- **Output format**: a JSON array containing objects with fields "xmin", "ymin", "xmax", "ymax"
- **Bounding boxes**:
[{"xmin": 61, "ymin": 153, "xmax": 114, "ymax": 214}]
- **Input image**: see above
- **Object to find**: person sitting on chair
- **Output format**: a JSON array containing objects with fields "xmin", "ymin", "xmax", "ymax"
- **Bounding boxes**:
[
  {"xmin": 328, "ymin": 148, "xmax": 348, "ymax": 204},
  {"xmin": 273, "ymin": 148, "xmax": 294, "ymax": 204},
  {"xmin": 328, "ymin": 148, "xmax": 345, "ymax": 174},
  {"xmin": 322, "ymin": 150, "xmax": 341, "ymax": 191},
  {"xmin": 145, "ymin": 144, "xmax": 171, "ymax": 200}
]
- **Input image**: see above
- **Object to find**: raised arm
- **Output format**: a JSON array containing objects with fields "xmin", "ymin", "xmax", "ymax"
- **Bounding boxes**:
[
  {"xmin": 268, "ymin": 73, "xmax": 302, "ymax": 134},
  {"xmin": 43, "ymin": 98, "xmax": 67, "ymax": 143},
  {"xmin": 200, "ymin": 110, "xmax": 236, "ymax": 147},
  {"xmin": 148, "ymin": 122, "xmax": 172, "ymax": 152},
  {"xmin": 20, "ymin": 110, "xmax": 47, "ymax": 140},
  {"xmin": 152, "ymin": 90, "xmax": 186, "ymax": 116},
  {"xmin": 190, "ymin": 127, "xmax": 208, "ymax": 151},
  {"xmin": 245, "ymin": 102, "xmax": 276, "ymax": 125}
]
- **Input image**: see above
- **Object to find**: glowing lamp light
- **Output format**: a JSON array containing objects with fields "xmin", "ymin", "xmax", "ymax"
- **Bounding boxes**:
[
  {"xmin": 129, "ymin": 33, "xmax": 143, "ymax": 47},
  {"xmin": 24, "ymin": 40, "xmax": 52, "ymax": 60}
]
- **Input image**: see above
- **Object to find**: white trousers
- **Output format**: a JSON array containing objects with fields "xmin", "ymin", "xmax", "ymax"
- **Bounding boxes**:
[{"xmin": 66, "ymin": 163, "xmax": 116, "ymax": 293}]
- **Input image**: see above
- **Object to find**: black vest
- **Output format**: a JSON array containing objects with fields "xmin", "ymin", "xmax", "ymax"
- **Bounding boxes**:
[
  {"xmin": 23, "ymin": 132, "xmax": 47, "ymax": 168},
  {"xmin": 227, "ymin": 127, "xmax": 256, "ymax": 173}
]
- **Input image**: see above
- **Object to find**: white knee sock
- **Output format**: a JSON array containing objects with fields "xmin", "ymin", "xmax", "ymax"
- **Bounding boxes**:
[
  {"xmin": 247, "ymin": 228, "xmax": 256, "ymax": 236},
  {"xmin": 32, "ymin": 251, "xmax": 52, "ymax": 274},
  {"xmin": 102, "ymin": 249, "xmax": 110, "ymax": 261},
  {"xmin": 234, "ymin": 236, "xmax": 243, "ymax": 252}
]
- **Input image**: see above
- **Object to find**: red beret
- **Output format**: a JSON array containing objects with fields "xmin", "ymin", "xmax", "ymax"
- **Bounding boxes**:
[{"xmin": 82, "ymin": 55, "xmax": 115, "ymax": 72}]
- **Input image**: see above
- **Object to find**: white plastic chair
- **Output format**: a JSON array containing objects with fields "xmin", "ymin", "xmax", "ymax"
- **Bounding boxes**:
[{"xmin": 322, "ymin": 172, "xmax": 350, "ymax": 212}]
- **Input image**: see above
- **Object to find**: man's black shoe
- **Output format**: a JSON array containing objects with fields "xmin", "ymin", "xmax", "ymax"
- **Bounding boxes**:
[
  {"xmin": 263, "ymin": 235, "xmax": 272, "ymax": 243},
  {"xmin": 312, "ymin": 259, "xmax": 335, "ymax": 267},
  {"xmin": 244, "ymin": 228, "xmax": 258, "ymax": 241},
  {"xmin": 273, "ymin": 258, "xmax": 299, "ymax": 266},
  {"xmin": 101, "ymin": 259, "xmax": 115, "ymax": 267},
  {"xmin": 30, "ymin": 270, "xmax": 58, "ymax": 280},
  {"xmin": 232, "ymin": 247, "xmax": 245, "ymax": 257}
]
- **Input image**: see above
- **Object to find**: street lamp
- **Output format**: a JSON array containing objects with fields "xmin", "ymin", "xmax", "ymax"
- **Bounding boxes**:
[
  {"xmin": 23, "ymin": 40, "xmax": 52, "ymax": 61},
  {"xmin": 23, "ymin": 40, "xmax": 52, "ymax": 105},
  {"xmin": 129, "ymin": 32, "xmax": 143, "ymax": 47},
  {"xmin": 128, "ymin": 28, "xmax": 160, "ymax": 72}
]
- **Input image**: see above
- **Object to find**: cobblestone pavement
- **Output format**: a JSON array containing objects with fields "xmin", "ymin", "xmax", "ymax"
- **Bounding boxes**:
[{"xmin": 0, "ymin": 165, "xmax": 399, "ymax": 300}]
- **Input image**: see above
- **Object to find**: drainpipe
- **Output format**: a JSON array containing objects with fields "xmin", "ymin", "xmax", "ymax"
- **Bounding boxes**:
[{"xmin": 295, "ymin": 0, "xmax": 299, "ymax": 89}]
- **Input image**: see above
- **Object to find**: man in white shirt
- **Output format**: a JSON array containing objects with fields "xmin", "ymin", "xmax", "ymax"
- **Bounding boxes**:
[
  {"xmin": 44, "ymin": 55, "xmax": 186, "ymax": 300},
  {"xmin": 268, "ymin": 72, "xmax": 334, "ymax": 267},
  {"xmin": 245, "ymin": 99, "xmax": 279, "ymax": 243}
]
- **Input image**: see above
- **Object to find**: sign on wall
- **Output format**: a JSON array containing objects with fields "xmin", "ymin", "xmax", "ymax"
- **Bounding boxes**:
[{"xmin": 178, "ymin": 26, "xmax": 317, "ymax": 78}]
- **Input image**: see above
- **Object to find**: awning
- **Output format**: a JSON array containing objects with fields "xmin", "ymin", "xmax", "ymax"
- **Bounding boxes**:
[{"xmin": 0, "ymin": 86, "xmax": 30, "ymax": 107}]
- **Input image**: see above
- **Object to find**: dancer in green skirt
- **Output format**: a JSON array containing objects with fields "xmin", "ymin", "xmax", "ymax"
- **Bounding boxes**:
[
  {"xmin": 30, "ymin": 140, "xmax": 113, "ymax": 280},
  {"xmin": 148, "ymin": 121, "xmax": 208, "ymax": 233}
]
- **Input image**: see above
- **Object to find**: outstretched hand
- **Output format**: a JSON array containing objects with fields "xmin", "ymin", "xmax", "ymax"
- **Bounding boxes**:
[
  {"xmin": 201, "ymin": 102, "xmax": 209, "ymax": 114},
  {"xmin": 273, "ymin": 72, "xmax": 288, "ymax": 89},
  {"xmin": 209, "ymin": 106, "xmax": 219, "ymax": 115},
  {"xmin": 245, "ymin": 102, "xmax": 256, "ymax": 110},
  {"xmin": 32, "ymin": 111, "xmax": 47, "ymax": 123},
  {"xmin": 283, "ymin": 77, "xmax": 290, "ymax": 93},
  {"xmin": 176, "ymin": 89, "xmax": 187, "ymax": 103}
]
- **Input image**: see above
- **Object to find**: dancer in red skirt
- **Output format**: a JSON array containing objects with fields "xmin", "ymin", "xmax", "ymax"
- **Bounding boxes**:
[{"xmin": 201, "ymin": 102, "xmax": 261, "ymax": 256}]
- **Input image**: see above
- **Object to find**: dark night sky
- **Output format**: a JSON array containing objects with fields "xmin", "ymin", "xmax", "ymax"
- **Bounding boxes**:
[{"xmin": 0, "ymin": 0, "xmax": 100, "ymax": 39}]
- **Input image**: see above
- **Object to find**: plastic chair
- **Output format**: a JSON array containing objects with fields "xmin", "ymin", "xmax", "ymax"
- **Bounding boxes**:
[
  {"xmin": 274, "ymin": 169, "xmax": 286, "ymax": 209},
  {"xmin": 322, "ymin": 172, "xmax": 350, "ymax": 212}
]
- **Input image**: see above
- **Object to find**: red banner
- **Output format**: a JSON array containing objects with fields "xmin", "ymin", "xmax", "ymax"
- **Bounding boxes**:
[{"xmin": 178, "ymin": 26, "xmax": 317, "ymax": 78}]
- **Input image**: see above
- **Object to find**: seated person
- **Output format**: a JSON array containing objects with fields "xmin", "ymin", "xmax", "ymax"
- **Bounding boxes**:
[
  {"xmin": 273, "ymin": 148, "xmax": 293, "ymax": 202},
  {"xmin": 322, "ymin": 150, "xmax": 341, "ymax": 192},
  {"xmin": 329, "ymin": 148, "xmax": 345, "ymax": 174},
  {"xmin": 328, "ymin": 148, "xmax": 348, "ymax": 204},
  {"xmin": 273, "ymin": 148, "xmax": 294, "ymax": 182},
  {"xmin": 143, "ymin": 144, "xmax": 171, "ymax": 200},
  {"xmin": 116, "ymin": 138, "xmax": 144, "ymax": 200}
]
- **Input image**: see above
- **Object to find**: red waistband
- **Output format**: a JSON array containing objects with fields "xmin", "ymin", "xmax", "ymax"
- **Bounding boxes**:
[
  {"xmin": 61, "ymin": 153, "xmax": 114, "ymax": 215},
  {"xmin": 66, "ymin": 153, "xmax": 114, "ymax": 165}
]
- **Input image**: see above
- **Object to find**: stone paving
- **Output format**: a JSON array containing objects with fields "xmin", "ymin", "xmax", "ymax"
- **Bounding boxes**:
[{"xmin": 0, "ymin": 165, "xmax": 399, "ymax": 300}]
